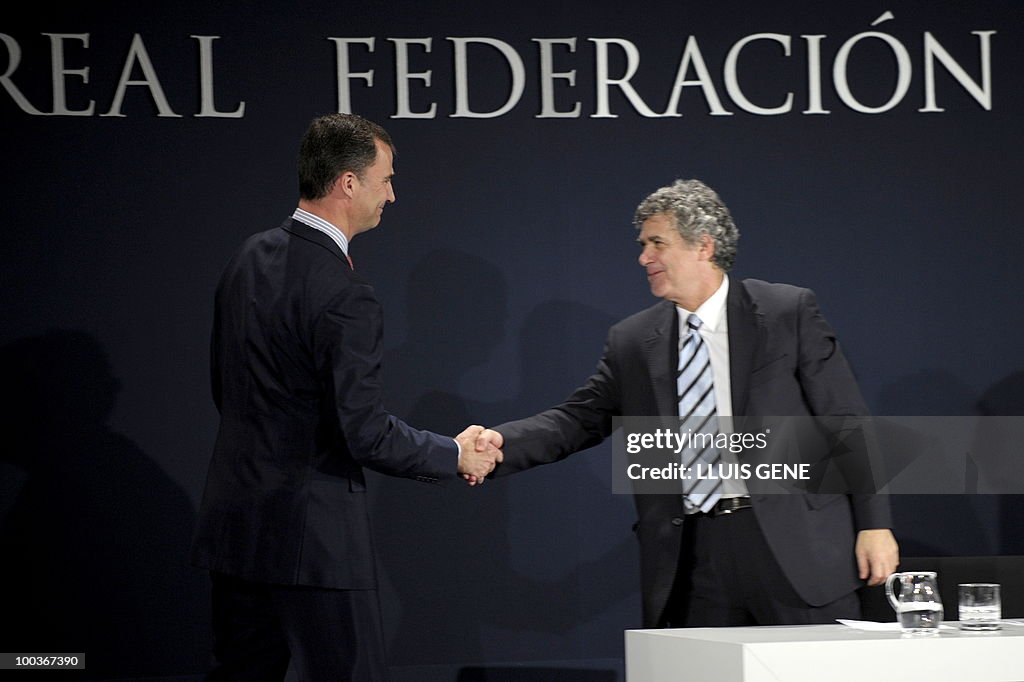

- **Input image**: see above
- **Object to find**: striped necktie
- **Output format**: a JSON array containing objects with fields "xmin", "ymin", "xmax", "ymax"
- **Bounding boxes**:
[{"xmin": 677, "ymin": 313, "xmax": 722, "ymax": 512}]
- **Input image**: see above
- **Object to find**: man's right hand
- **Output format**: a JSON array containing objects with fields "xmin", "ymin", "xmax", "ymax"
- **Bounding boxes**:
[
  {"xmin": 460, "ymin": 428, "xmax": 505, "ymax": 486},
  {"xmin": 456, "ymin": 425, "xmax": 503, "ymax": 484}
]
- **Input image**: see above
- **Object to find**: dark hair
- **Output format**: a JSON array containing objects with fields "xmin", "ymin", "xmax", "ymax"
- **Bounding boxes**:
[
  {"xmin": 297, "ymin": 113, "xmax": 395, "ymax": 200},
  {"xmin": 633, "ymin": 179, "xmax": 740, "ymax": 271}
]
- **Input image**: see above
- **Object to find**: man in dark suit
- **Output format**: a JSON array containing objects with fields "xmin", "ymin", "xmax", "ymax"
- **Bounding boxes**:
[
  {"xmin": 472, "ymin": 179, "xmax": 898, "ymax": 628},
  {"xmin": 191, "ymin": 113, "xmax": 501, "ymax": 681}
]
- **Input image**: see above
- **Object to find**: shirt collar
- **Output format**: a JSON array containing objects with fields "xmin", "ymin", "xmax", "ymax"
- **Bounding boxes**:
[
  {"xmin": 676, "ymin": 274, "xmax": 729, "ymax": 333},
  {"xmin": 291, "ymin": 207, "xmax": 349, "ymax": 256}
]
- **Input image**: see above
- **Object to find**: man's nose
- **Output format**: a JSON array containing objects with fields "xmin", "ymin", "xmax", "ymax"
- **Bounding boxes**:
[{"xmin": 638, "ymin": 246, "xmax": 653, "ymax": 267}]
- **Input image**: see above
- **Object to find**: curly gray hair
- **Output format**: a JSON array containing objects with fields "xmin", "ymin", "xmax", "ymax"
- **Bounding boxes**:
[{"xmin": 633, "ymin": 179, "xmax": 739, "ymax": 271}]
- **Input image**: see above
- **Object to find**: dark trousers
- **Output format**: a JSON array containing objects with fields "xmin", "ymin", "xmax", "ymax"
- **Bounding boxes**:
[
  {"xmin": 207, "ymin": 572, "xmax": 390, "ymax": 682},
  {"xmin": 661, "ymin": 508, "xmax": 861, "ymax": 627}
]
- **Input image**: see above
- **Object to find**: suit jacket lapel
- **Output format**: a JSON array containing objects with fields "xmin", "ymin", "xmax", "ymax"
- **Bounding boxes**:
[
  {"xmin": 727, "ymin": 279, "xmax": 759, "ymax": 416},
  {"xmin": 644, "ymin": 301, "xmax": 678, "ymax": 417}
]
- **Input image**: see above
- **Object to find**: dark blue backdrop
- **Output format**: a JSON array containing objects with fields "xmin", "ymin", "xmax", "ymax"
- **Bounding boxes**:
[{"xmin": 2, "ymin": 1, "xmax": 1021, "ymax": 679}]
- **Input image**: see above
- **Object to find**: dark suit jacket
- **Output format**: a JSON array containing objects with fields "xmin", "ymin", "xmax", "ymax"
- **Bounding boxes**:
[
  {"xmin": 191, "ymin": 218, "xmax": 458, "ymax": 589},
  {"xmin": 493, "ymin": 278, "xmax": 892, "ymax": 627}
]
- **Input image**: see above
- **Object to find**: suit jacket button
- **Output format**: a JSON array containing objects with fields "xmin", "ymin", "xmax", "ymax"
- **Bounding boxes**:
[{"xmin": 671, "ymin": 517, "xmax": 684, "ymax": 527}]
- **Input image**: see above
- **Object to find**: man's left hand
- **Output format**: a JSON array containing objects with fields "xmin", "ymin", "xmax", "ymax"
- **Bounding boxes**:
[{"xmin": 855, "ymin": 528, "xmax": 900, "ymax": 586}]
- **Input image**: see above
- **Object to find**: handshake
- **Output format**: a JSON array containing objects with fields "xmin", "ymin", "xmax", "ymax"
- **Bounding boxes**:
[{"xmin": 454, "ymin": 425, "xmax": 505, "ymax": 486}]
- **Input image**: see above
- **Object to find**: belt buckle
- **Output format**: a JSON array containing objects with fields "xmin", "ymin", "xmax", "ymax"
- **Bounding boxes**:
[{"xmin": 714, "ymin": 497, "xmax": 748, "ymax": 516}]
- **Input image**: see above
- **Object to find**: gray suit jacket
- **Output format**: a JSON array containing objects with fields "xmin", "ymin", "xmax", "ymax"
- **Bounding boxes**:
[{"xmin": 493, "ymin": 278, "xmax": 892, "ymax": 627}]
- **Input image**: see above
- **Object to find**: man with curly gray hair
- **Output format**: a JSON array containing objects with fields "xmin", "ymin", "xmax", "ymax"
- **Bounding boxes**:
[
  {"xmin": 633, "ymin": 178, "xmax": 739, "ymax": 272},
  {"xmin": 476, "ymin": 178, "xmax": 899, "ymax": 629}
]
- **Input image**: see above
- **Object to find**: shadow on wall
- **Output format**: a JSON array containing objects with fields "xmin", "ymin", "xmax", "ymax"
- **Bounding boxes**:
[
  {"xmin": 370, "ymin": 250, "xmax": 639, "ymax": 668},
  {"xmin": 976, "ymin": 371, "xmax": 1024, "ymax": 555},
  {"xmin": 0, "ymin": 329, "xmax": 209, "ymax": 679},
  {"xmin": 874, "ymin": 369, "xmax": 1024, "ymax": 557}
]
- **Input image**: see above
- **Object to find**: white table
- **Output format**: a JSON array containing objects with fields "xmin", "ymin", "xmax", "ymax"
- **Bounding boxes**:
[{"xmin": 625, "ymin": 623, "xmax": 1024, "ymax": 682}]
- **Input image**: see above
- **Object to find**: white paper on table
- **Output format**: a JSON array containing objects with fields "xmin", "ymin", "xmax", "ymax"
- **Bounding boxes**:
[{"xmin": 836, "ymin": 619, "xmax": 955, "ymax": 631}]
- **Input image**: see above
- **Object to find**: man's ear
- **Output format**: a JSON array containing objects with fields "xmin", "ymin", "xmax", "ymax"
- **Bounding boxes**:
[
  {"xmin": 332, "ymin": 171, "xmax": 358, "ymax": 198},
  {"xmin": 698, "ymin": 234, "xmax": 716, "ymax": 261}
]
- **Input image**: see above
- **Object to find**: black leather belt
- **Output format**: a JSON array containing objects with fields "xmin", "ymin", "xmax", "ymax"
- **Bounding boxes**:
[{"xmin": 710, "ymin": 496, "xmax": 752, "ymax": 516}]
